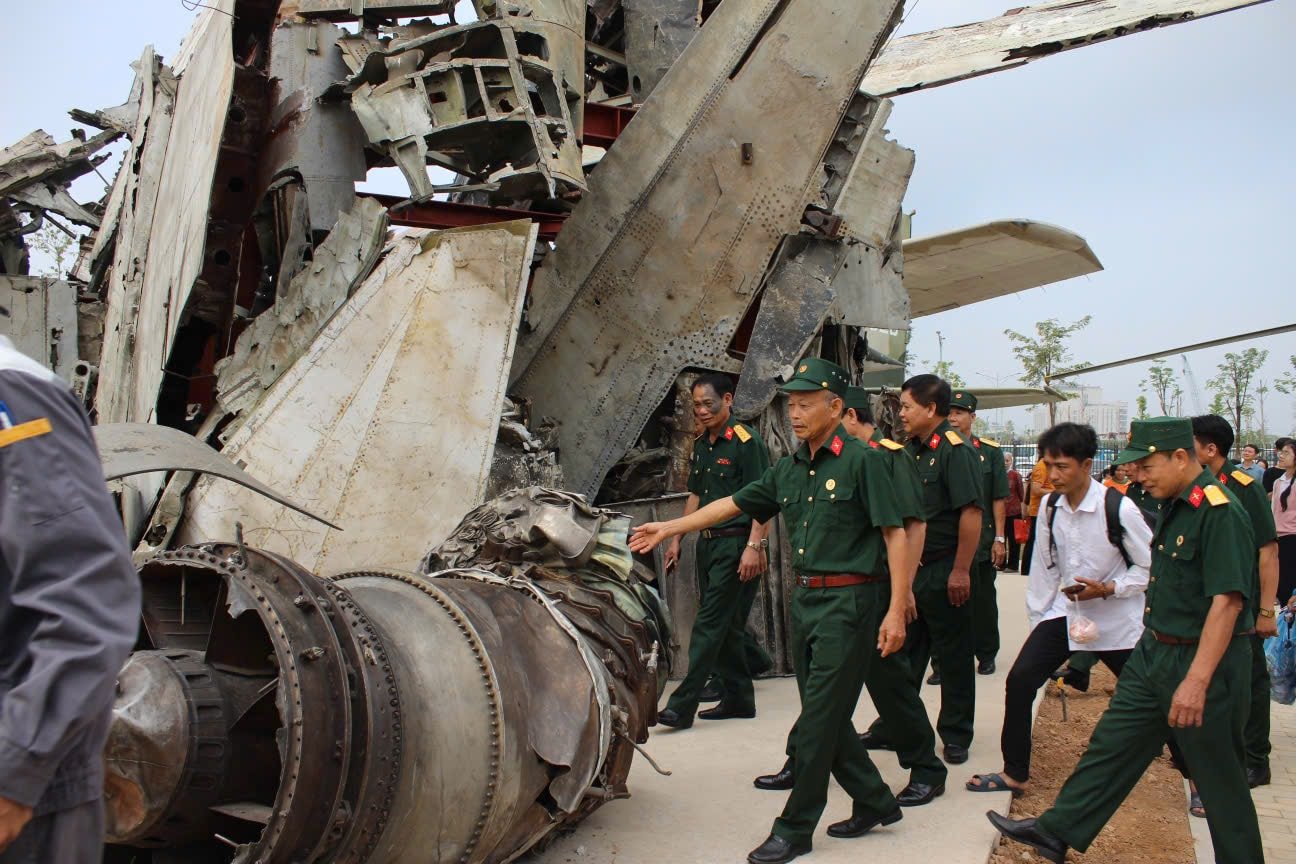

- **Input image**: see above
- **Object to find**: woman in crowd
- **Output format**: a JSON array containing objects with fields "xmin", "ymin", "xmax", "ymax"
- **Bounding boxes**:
[
  {"xmin": 1273, "ymin": 437, "xmax": 1296, "ymax": 605},
  {"xmin": 1004, "ymin": 453, "xmax": 1024, "ymax": 571}
]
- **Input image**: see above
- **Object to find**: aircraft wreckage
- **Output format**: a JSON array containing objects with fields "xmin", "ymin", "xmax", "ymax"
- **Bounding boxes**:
[{"xmin": 0, "ymin": 0, "xmax": 1271, "ymax": 860}]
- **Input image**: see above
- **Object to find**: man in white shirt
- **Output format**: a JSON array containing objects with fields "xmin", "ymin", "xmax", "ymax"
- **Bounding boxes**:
[{"xmin": 965, "ymin": 423, "xmax": 1152, "ymax": 795}]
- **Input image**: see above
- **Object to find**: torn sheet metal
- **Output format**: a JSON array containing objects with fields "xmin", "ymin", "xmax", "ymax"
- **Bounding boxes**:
[
  {"xmin": 95, "ymin": 5, "xmax": 233, "ymax": 425},
  {"xmin": 0, "ymin": 128, "xmax": 119, "ymax": 228},
  {"xmin": 338, "ymin": 14, "xmax": 585, "ymax": 202},
  {"xmin": 511, "ymin": 0, "xmax": 904, "ymax": 497},
  {"xmin": 623, "ymin": 0, "xmax": 700, "ymax": 102},
  {"xmin": 176, "ymin": 221, "xmax": 538, "ymax": 575},
  {"xmin": 93, "ymin": 422, "xmax": 339, "ymax": 528},
  {"xmin": 0, "ymin": 276, "xmax": 78, "ymax": 380},
  {"xmin": 905, "ymin": 220, "xmax": 1103, "ymax": 317},
  {"xmin": 862, "ymin": 0, "xmax": 1273, "ymax": 97},
  {"xmin": 215, "ymin": 196, "xmax": 388, "ymax": 418},
  {"xmin": 296, "ymin": 0, "xmax": 456, "ymax": 19}
]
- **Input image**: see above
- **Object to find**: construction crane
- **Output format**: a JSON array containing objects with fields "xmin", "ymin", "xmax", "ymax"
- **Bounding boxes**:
[{"xmin": 1180, "ymin": 354, "xmax": 1205, "ymax": 414}]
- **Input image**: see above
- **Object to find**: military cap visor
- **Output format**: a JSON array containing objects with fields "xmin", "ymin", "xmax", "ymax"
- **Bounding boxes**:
[
  {"xmin": 843, "ymin": 387, "xmax": 871, "ymax": 414},
  {"xmin": 779, "ymin": 358, "xmax": 849, "ymax": 396},
  {"xmin": 1113, "ymin": 416, "xmax": 1195, "ymax": 466}
]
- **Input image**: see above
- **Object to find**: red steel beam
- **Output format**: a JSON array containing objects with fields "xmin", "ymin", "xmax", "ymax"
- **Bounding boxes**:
[
  {"xmin": 364, "ymin": 194, "xmax": 569, "ymax": 241},
  {"xmin": 583, "ymin": 102, "xmax": 638, "ymax": 149}
]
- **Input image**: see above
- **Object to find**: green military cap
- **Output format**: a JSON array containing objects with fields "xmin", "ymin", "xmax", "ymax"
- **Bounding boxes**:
[
  {"xmin": 1113, "ymin": 416, "xmax": 1195, "ymax": 465},
  {"xmin": 950, "ymin": 390, "xmax": 978, "ymax": 412},
  {"xmin": 780, "ymin": 358, "xmax": 849, "ymax": 396},
  {"xmin": 843, "ymin": 386, "xmax": 872, "ymax": 414}
]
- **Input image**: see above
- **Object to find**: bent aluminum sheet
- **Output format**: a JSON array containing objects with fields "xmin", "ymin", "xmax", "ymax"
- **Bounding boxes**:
[
  {"xmin": 93, "ymin": 423, "xmax": 339, "ymax": 529},
  {"xmin": 177, "ymin": 221, "xmax": 537, "ymax": 575},
  {"xmin": 512, "ymin": 0, "xmax": 903, "ymax": 497},
  {"xmin": 905, "ymin": 220, "xmax": 1102, "ymax": 318}
]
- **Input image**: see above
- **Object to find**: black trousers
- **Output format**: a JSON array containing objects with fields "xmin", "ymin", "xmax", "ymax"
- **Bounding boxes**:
[
  {"xmin": 1002, "ymin": 616, "xmax": 1131, "ymax": 782},
  {"xmin": 1020, "ymin": 515, "xmax": 1039, "ymax": 576},
  {"xmin": 1279, "ymin": 533, "xmax": 1296, "ymax": 606}
]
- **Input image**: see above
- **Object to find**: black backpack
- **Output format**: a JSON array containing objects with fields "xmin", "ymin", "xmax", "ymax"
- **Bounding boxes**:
[{"xmin": 1044, "ymin": 486, "xmax": 1144, "ymax": 569}]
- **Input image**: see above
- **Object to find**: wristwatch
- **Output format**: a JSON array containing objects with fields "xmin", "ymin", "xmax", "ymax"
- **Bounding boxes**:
[
  {"xmin": 993, "ymin": 536, "xmax": 1006, "ymax": 544},
  {"xmin": 747, "ymin": 540, "xmax": 768, "ymax": 552},
  {"xmin": 1259, "ymin": 606, "xmax": 1278, "ymax": 619}
]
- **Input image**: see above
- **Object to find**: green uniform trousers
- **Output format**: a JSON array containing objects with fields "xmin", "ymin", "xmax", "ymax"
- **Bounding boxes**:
[
  {"xmin": 1246, "ymin": 631, "xmax": 1271, "ymax": 773},
  {"xmin": 868, "ymin": 557, "xmax": 975, "ymax": 747},
  {"xmin": 774, "ymin": 582, "xmax": 898, "ymax": 847},
  {"xmin": 972, "ymin": 558, "xmax": 999, "ymax": 662},
  {"xmin": 666, "ymin": 536, "xmax": 757, "ymax": 718},
  {"xmin": 1037, "ymin": 634, "xmax": 1262, "ymax": 864}
]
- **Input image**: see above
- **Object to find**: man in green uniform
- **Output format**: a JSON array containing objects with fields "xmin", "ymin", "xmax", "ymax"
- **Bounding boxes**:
[
  {"xmin": 861, "ymin": 374, "xmax": 983, "ymax": 764},
  {"xmin": 657, "ymin": 373, "xmax": 771, "ymax": 729},
  {"xmin": 631, "ymin": 359, "xmax": 914, "ymax": 864},
  {"xmin": 947, "ymin": 391, "xmax": 1009, "ymax": 675},
  {"xmin": 751, "ymin": 387, "xmax": 947, "ymax": 807},
  {"xmin": 989, "ymin": 417, "xmax": 1263, "ymax": 864},
  {"xmin": 1192, "ymin": 414, "xmax": 1280, "ymax": 788}
]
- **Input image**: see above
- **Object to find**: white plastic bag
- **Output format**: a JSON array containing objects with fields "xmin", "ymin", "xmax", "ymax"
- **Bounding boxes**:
[{"xmin": 1069, "ymin": 614, "xmax": 1099, "ymax": 644}]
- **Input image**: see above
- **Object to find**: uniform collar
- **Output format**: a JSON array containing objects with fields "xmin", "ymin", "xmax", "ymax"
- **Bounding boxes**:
[
  {"xmin": 1061, "ymin": 478, "xmax": 1102, "ymax": 514},
  {"xmin": 1217, "ymin": 459, "xmax": 1240, "ymax": 484},
  {"xmin": 795, "ymin": 424, "xmax": 849, "ymax": 463},
  {"xmin": 1173, "ymin": 467, "xmax": 1218, "ymax": 509},
  {"xmin": 910, "ymin": 418, "xmax": 951, "ymax": 450}
]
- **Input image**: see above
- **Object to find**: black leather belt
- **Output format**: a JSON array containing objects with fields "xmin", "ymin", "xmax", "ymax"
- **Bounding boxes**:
[{"xmin": 701, "ymin": 526, "xmax": 749, "ymax": 539}]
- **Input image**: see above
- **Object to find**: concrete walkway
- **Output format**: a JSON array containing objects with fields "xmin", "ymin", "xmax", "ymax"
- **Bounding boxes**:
[
  {"xmin": 537, "ymin": 577, "xmax": 1029, "ymax": 864},
  {"xmin": 1252, "ymin": 700, "xmax": 1296, "ymax": 863}
]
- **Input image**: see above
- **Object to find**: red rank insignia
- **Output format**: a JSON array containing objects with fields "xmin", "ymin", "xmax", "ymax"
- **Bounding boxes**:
[
  {"xmin": 928, "ymin": 433, "xmax": 940, "ymax": 450},
  {"xmin": 1188, "ymin": 486, "xmax": 1205, "ymax": 508},
  {"xmin": 724, "ymin": 427, "xmax": 734, "ymax": 440},
  {"xmin": 868, "ymin": 440, "xmax": 880, "ymax": 449},
  {"xmin": 973, "ymin": 438, "xmax": 981, "ymax": 448},
  {"xmin": 1218, "ymin": 472, "xmax": 1228, "ymax": 485},
  {"xmin": 830, "ymin": 436, "xmax": 843, "ymax": 456},
  {"xmin": 717, "ymin": 457, "xmax": 732, "ymax": 465}
]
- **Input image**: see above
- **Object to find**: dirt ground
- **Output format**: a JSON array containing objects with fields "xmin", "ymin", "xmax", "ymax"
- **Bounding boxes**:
[{"xmin": 988, "ymin": 666, "xmax": 1196, "ymax": 864}]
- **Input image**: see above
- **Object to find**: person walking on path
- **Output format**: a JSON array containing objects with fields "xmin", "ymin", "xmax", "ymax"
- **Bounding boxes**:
[
  {"xmin": 657, "ymin": 373, "xmax": 770, "ymax": 729},
  {"xmin": 860, "ymin": 374, "xmax": 983, "ymax": 765},
  {"xmin": 631, "ymin": 359, "xmax": 915, "ymax": 864},
  {"xmin": 0, "ymin": 326, "xmax": 141, "ymax": 863},
  {"xmin": 1022, "ymin": 455, "xmax": 1055, "ymax": 575},
  {"xmin": 1272, "ymin": 438, "xmax": 1296, "ymax": 605},
  {"xmin": 1004, "ymin": 453, "xmax": 1024, "ymax": 572},
  {"xmin": 988, "ymin": 417, "xmax": 1264, "ymax": 864},
  {"xmin": 751, "ymin": 388, "xmax": 947, "ymax": 809},
  {"xmin": 965, "ymin": 422, "xmax": 1151, "ymax": 798}
]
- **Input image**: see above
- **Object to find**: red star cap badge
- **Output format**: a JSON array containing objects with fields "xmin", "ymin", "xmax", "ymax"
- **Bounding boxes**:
[
  {"xmin": 1189, "ymin": 486, "xmax": 1205, "ymax": 508},
  {"xmin": 830, "ymin": 436, "xmax": 843, "ymax": 456},
  {"xmin": 928, "ymin": 433, "xmax": 941, "ymax": 450},
  {"xmin": 724, "ymin": 427, "xmax": 734, "ymax": 440}
]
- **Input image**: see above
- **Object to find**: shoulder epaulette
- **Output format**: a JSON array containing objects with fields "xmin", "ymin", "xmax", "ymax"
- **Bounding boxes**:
[
  {"xmin": 945, "ymin": 430, "xmax": 964, "ymax": 445},
  {"xmin": 732, "ymin": 423, "xmax": 752, "ymax": 443},
  {"xmin": 979, "ymin": 437, "xmax": 1001, "ymax": 448},
  {"xmin": 1231, "ymin": 469, "xmax": 1254, "ymax": 487},
  {"xmin": 1204, "ymin": 485, "xmax": 1230, "ymax": 507},
  {"xmin": 879, "ymin": 438, "xmax": 904, "ymax": 451}
]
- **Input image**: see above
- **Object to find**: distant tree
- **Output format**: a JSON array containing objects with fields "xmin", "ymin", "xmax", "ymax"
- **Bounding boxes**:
[
  {"xmin": 1135, "ymin": 395, "xmax": 1150, "ymax": 420},
  {"xmin": 1003, "ymin": 419, "xmax": 1016, "ymax": 441},
  {"xmin": 1275, "ymin": 355, "xmax": 1296, "ymax": 397},
  {"xmin": 1206, "ymin": 348, "xmax": 1268, "ymax": 443},
  {"xmin": 907, "ymin": 354, "xmax": 966, "ymax": 388},
  {"xmin": 1140, "ymin": 359, "xmax": 1179, "ymax": 415},
  {"xmin": 27, "ymin": 222, "xmax": 78, "ymax": 278},
  {"xmin": 1004, "ymin": 316, "xmax": 1092, "ymax": 426},
  {"xmin": 1208, "ymin": 391, "xmax": 1228, "ymax": 417},
  {"xmin": 972, "ymin": 416, "xmax": 988, "ymax": 437}
]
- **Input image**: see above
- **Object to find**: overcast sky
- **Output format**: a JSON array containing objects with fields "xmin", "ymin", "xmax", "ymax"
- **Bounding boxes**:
[{"xmin": 6, "ymin": 1, "xmax": 1294, "ymax": 438}]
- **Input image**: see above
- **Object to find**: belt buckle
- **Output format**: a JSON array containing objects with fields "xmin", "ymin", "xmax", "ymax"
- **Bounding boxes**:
[{"xmin": 797, "ymin": 574, "xmax": 809, "ymax": 588}]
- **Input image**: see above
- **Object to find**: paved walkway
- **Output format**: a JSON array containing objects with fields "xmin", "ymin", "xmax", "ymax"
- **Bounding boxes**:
[
  {"xmin": 1254, "ymin": 701, "xmax": 1296, "ymax": 863},
  {"xmin": 537, "ymin": 578, "xmax": 1029, "ymax": 864}
]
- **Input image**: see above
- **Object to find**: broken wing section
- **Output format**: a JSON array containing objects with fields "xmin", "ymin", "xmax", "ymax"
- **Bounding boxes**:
[
  {"xmin": 176, "ymin": 221, "xmax": 538, "ymax": 574},
  {"xmin": 906, "ymin": 220, "xmax": 1103, "ymax": 318}
]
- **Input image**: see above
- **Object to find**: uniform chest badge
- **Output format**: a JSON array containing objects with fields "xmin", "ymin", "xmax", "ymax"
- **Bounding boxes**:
[
  {"xmin": 717, "ymin": 457, "xmax": 732, "ymax": 465},
  {"xmin": 1188, "ymin": 486, "xmax": 1205, "ymax": 508},
  {"xmin": 826, "ymin": 478, "xmax": 837, "ymax": 491},
  {"xmin": 928, "ymin": 433, "xmax": 940, "ymax": 450},
  {"xmin": 829, "ymin": 436, "xmax": 843, "ymax": 456}
]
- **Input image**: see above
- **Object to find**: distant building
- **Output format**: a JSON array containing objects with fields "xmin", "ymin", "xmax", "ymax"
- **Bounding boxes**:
[{"xmin": 1032, "ymin": 386, "xmax": 1129, "ymax": 436}]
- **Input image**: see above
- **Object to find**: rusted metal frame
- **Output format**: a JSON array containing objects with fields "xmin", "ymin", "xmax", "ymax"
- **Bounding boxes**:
[
  {"xmin": 583, "ymin": 101, "xmax": 637, "ymax": 148},
  {"xmin": 366, "ymin": 192, "xmax": 569, "ymax": 239}
]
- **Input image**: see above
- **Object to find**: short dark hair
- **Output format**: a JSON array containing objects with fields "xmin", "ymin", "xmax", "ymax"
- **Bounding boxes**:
[
  {"xmin": 902, "ymin": 374, "xmax": 951, "ymax": 416},
  {"xmin": 693, "ymin": 373, "xmax": 735, "ymax": 399},
  {"xmin": 1275, "ymin": 437, "xmax": 1294, "ymax": 452},
  {"xmin": 1191, "ymin": 414, "xmax": 1235, "ymax": 457},
  {"xmin": 1242, "ymin": 442, "xmax": 1260, "ymax": 453},
  {"xmin": 1037, "ymin": 422, "xmax": 1098, "ymax": 462},
  {"xmin": 847, "ymin": 404, "xmax": 874, "ymax": 425}
]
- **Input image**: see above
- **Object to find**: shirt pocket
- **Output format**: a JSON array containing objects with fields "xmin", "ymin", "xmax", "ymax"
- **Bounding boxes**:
[
  {"xmin": 816, "ymin": 484, "xmax": 860, "ymax": 534},
  {"xmin": 2, "ymin": 429, "xmax": 82, "ymax": 526}
]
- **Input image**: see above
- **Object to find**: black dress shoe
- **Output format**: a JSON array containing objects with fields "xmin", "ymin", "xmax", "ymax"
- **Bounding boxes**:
[
  {"xmin": 699, "ymin": 681, "xmax": 723, "ymax": 702},
  {"xmin": 927, "ymin": 669, "xmax": 942, "ymax": 685},
  {"xmin": 977, "ymin": 658, "xmax": 996, "ymax": 675},
  {"xmin": 858, "ymin": 730, "xmax": 895, "ymax": 750},
  {"xmin": 943, "ymin": 744, "xmax": 969, "ymax": 764},
  {"xmin": 1249, "ymin": 764, "xmax": 1272, "ymax": 788},
  {"xmin": 986, "ymin": 812, "xmax": 1068, "ymax": 864},
  {"xmin": 826, "ymin": 806, "xmax": 902, "ymax": 838},
  {"xmin": 699, "ymin": 702, "xmax": 756, "ymax": 720},
  {"xmin": 896, "ymin": 781, "xmax": 945, "ymax": 806},
  {"xmin": 747, "ymin": 833, "xmax": 810, "ymax": 864},
  {"xmin": 754, "ymin": 767, "xmax": 795, "ymax": 791},
  {"xmin": 1059, "ymin": 666, "xmax": 1090, "ymax": 692},
  {"xmin": 656, "ymin": 707, "xmax": 692, "ymax": 729}
]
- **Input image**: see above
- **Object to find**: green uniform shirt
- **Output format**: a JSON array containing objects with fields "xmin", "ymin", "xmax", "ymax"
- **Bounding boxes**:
[
  {"xmin": 688, "ymin": 421, "xmax": 769, "ymax": 530},
  {"xmin": 1144, "ymin": 468, "xmax": 1257, "ymax": 639},
  {"xmin": 734, "ymin": 425, "xmax": 902, "ymax": 575},
  {"xmin": 867, "ymin": 429, "xmax": 924, "ymax": 523},
  {"xmin": 972, "ymin": 436, "xmax": 1010, "ymax": 560},
  {"xmin": 1218, "ymin": 459, "xmax": 1279, "ymax": 614},
  {"xmin": 1125, "ymin": 481, "xmax": 1163, "ymax": 526},
  {"xmin": 905, "ymin": 419, "xmax": 983, "ymax": 557}
]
